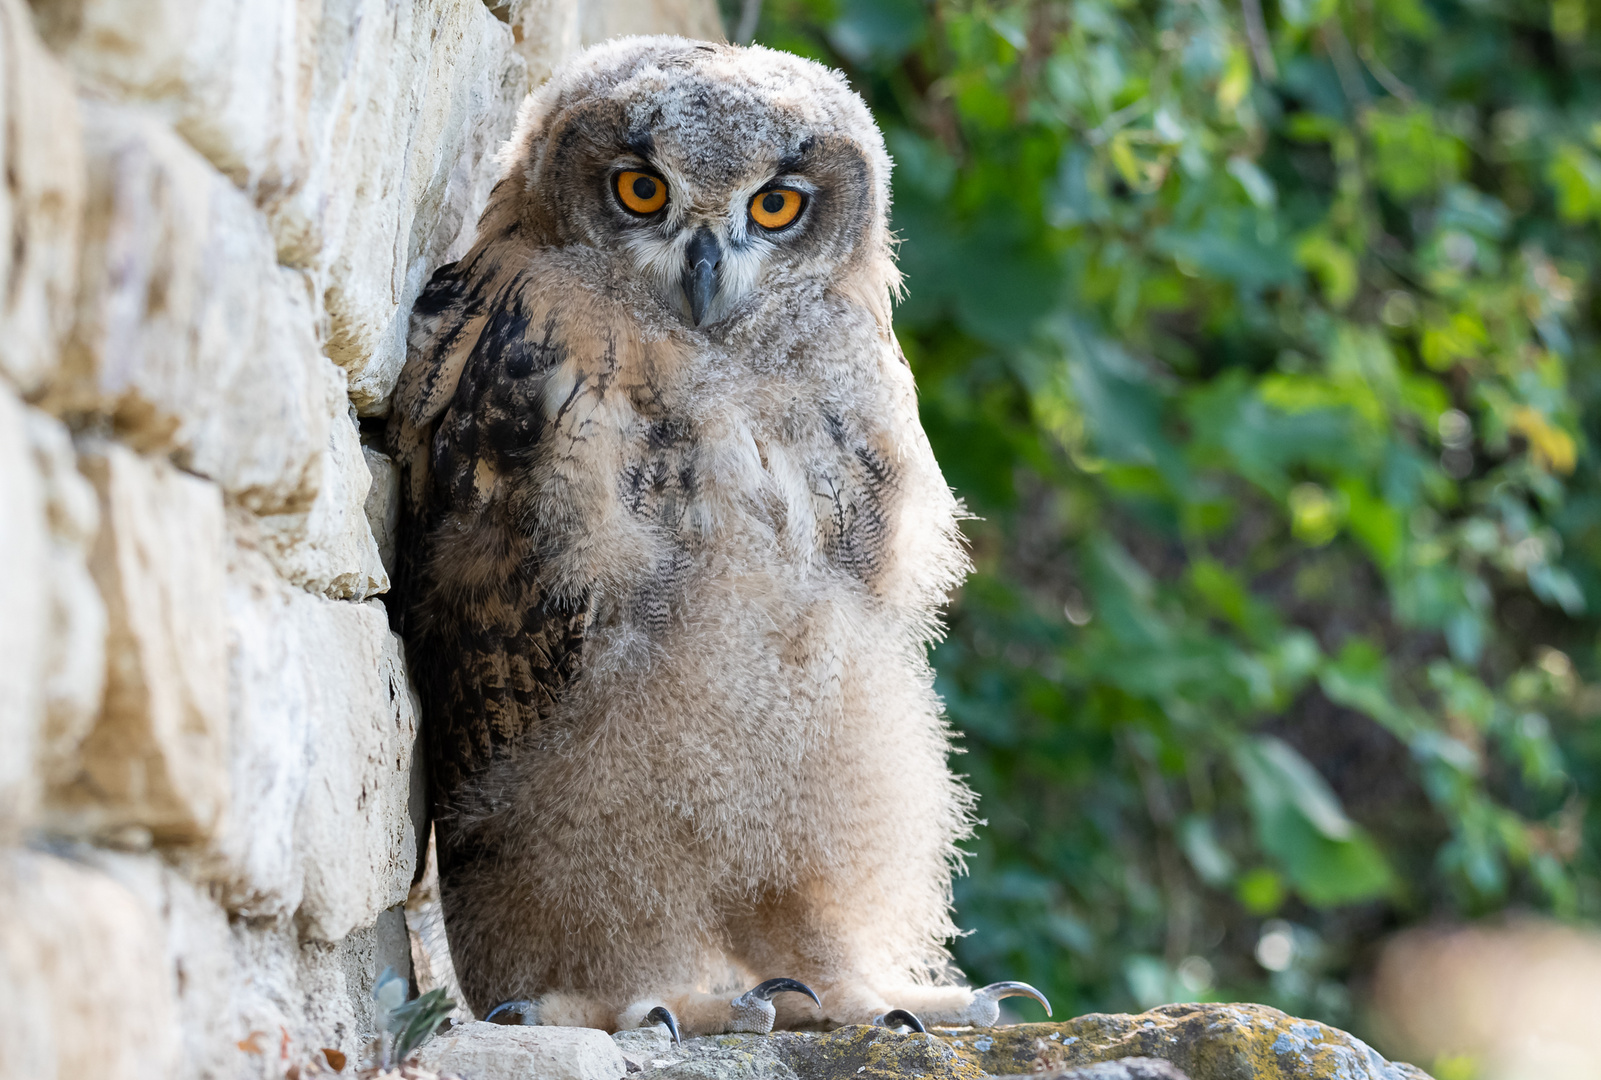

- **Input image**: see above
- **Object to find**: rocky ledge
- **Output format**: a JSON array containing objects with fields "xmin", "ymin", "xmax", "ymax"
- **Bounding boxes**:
[{"xmin": 414, "ymin": 1003, "xmax": 1433, "ymax": 1080}]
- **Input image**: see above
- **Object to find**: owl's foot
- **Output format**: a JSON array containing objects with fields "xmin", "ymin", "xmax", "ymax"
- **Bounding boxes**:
[
  {"xmin": 621, "ymin": 977, "xmax": 821, "ymax": 1037},
  {"xmin": 927, "ymin": 981, "xmax": 1052, "ymax": 1027},
  {"xmin": 485, "ymin": 999, "xmax": 538, "ymax": 1024},
  {"xmin": 729, "ymin": 977, "xmax": 822, "ymax": 1033},
  {"xmin": 873, "ymin": 1007, "xmax": 927, "ymax": 1032},
  {"xmin": 865, "ymin": 980, "xmax": 1051, "ymax": 1030},
  {"xmin": 640, "ymin": 1005, "xmax": 682, "ymax": 1043}
]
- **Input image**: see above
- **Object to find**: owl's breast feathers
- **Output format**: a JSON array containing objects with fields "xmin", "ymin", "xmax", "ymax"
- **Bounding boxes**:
[{"xmin": 391, "ymin": 246, "xmax": 931, "ymax": 820}]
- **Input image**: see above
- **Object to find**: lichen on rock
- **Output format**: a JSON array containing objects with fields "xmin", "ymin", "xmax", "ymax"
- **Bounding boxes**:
[
  {"xmin": 935, "ymin": 1004, "xmax": 1433, "ymax": 1080},
  {"xmin": 595, "ymin": 1005, "xmax": 1428, "ymax": 1080}
]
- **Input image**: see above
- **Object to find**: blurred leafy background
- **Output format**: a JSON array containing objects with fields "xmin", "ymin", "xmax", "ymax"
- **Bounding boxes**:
[{"xmin": 723, "ymin": 0, "xmax": 1601, "ymax": 1043}]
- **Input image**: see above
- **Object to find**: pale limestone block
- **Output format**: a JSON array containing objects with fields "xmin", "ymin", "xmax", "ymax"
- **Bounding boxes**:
[
  {"xmin": 0, "ymin": 385, "xmax": 48, "ymax": 836},
  {"xmin": 578, "ymin": 0, "xmax": 724, "ymax": 46},
  {"xmin": 300, "ymin": 904, "xmax": 414, "ymax": 1050},
  {"xmin": 0, "ymin": 850, "xmax": 180, "ymax": 1080},
  {"xmin": 25, "ymin": 410, "xmax": 108, "ymax": 794},
  {"xmin": 29, "ymin": 0, "xmax": 313, "ymax": 207},
  {"xmin": 0, "ymin": 0, "xmax": 84, "ymax": 396},
  {"xmin": 228, "ymin": 905, "xmax": 412, "ymax": 1072},
  {"xmin": 417, "ymin": 1022, "xmax": 630, "ymax": 1080},
  {"xmin": 59, "ymin": 444, "xmax": 229, "ymax": 842},
  {"xmin": 57, "ymin": 102, "xmax": 331, "ymax": 514},
  {"xmin": 294, "ymin": 595, "xmax": 421, "ymax": 941},
  {"xmin": 276, "ymin": 0, "xmax": 527, "ymax": 411},
  {"xmin": 506, "ymin": 0, "xmax": 583, "ymax": 87},
  {"xmin": 362, "ymin": 443, "xmax": 400, "ymax": 579},
  {"xmin": 77, "ymin": 850, "xmax": 238, "ymax": 1080},
  {"xmin": 212, "ymin": 539, "xmax": 315, "ymax": 918},
  {"xmin": 0, "ymin": 396, "xmax": 106, "ymax": 841},
  {"xmin": 212, "ymin": 536, "xmax": 417, "ymax": 934},
  {"xmin": 258, "ymin": 393, "xmax": 390, "ymax": 602},
  {"xmin": 228, "ymin": 918, "xmax": 307, "ymax": 1069}
]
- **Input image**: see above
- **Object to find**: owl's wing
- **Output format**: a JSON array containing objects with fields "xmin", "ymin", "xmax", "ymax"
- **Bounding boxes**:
[{"xmin": 389, "ymin": 253, "xmax": 587, "ymax": 826}]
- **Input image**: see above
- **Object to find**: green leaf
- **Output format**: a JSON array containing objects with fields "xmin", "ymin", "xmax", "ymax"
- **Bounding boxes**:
[{"xmin": 1233, "ymin": 737, "xmax": 1396, "ymax": 907}]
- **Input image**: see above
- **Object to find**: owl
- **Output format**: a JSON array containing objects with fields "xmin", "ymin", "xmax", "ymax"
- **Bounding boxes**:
[{"xmin": 388, "ymin": 36, "xmax": 1049, "ymax": 1038}]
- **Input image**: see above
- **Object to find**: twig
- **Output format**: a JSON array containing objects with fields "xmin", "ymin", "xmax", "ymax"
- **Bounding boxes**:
[
  {"xmin": 1087, "ymin": 97, "xmax": 1152, "ymax": 145},
  {"xmin": 1358, "ymin": 42, "xmax": 1415, "ymax": 103},
  {"xmin": 1320, "ymin": 19, "xmax": 1370, "ymax": 113},
  {"xmin": 1240, "ymin": 0, "xmax": 1278, "ymax": 81}
]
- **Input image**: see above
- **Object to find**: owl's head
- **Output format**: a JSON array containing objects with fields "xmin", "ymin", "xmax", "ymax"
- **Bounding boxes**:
[{"xmin": 495, "ymin": 37, "xmax": 899, "ymax": 329}]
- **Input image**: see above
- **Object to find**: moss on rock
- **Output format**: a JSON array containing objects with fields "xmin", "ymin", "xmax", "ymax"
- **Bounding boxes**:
[
  {"xmin": 776, "ymin": 1024, "xmax": 989, "ymax": 1080},
  {"xmin": 932, "ymin": 1003, "xmax": 1433, "ymax": 1080}
]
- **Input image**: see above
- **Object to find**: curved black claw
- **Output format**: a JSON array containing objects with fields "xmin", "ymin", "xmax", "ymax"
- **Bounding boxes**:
[
  {"xmin": 486, "ymin": 1000, "xmax": 537, "ymax": 1025},
  {"xmin": 643, "ymin": 1005, "xmax": 682, "ymax": 1044},
  {"xmin": 976, "ymin": 980, "xmax": 1052, "ymax": 1018},
  {"xmin": 748, "ymin": 978, "xmax": 823, "ymax": 1008},
  {"xmin": 876, "ymin": 1008, "xmax": 927, "ymax": 1033}
]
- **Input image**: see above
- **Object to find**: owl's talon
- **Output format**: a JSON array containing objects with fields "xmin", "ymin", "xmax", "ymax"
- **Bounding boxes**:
[
  {"xmin": 874, "ymin": 1008, "xmax": 926, "ymax": 1033},
  {"xmin": 485, "ymin": 999, "xmax": 538, "ymax": 1025},
  {"xmin": 744, "ymin": 978, "xmax": 822, "ymax": 1007},
  {"xmin": 643, "ymin": 1005, "xmax": 682, "ymax": 1043},
  {"xmin": 973, "ymin": 980, "xmax": 1052, "ymax": 1018},
  {"xmin": 729, "ymin": 977, "xmax": 821, "ymax": 1033}
]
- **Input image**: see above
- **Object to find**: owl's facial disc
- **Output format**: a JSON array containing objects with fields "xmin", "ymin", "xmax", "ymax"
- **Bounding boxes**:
[{"xmin": 604, "ymin": 157, "xmax": 820, "ymax": 327}]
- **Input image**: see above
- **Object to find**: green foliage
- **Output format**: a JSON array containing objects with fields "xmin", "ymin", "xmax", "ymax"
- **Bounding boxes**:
[
  {"xmin": 751, "ymin": 0, "xmax": 1601, "ymax": 1031},
  {"xmin": 373, "ymin": 969, "xmax": 455, "ymax": 1065}
]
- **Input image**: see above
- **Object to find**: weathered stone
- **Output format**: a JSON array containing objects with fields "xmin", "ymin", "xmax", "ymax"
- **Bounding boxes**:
[
  {"xmin": 577, "ymin": 0, "xmax": 723, "ymax": 49},
  {"xmin": 363, "ymin": 442, "xmax": 402, "ymax": 579},
  {"xmin": 0, "ymin": 0, "xmax": 84, "ymax": 396},
  {"xmin": 995, "ymin": 1059, "xmax": 1192, "ymax": 1080},
  {"xmin": 613, "ymin": 1027, "xmax": 676, "ymax": 1073},
  {"xmin": 56, "ymin": 444, "xmax": 229, "ymax": 842},
  {"xmin": 299, "ymin": 903, "xmax": 417, "ymax": 1056},
  {"xmin": 55, "ymin": 101, "xmax": 333, "ymax": 514},
  {"xmin": 26, "ymin": 410, "xmax": 108, "ymax": 796},
  {"xmin": 0, "ymin": 384, "xmax": 49, "ymax": 835},
  {"xmin": 283, "ymin": 0, "xmax": 528, "ymax": 412},
  {"xmin": 30, "ymin": 0, "xmax": 316, "ymax": 209},
  {"xmin": 78, "ymin": 848, "xmax": 239, "ymax": 1080},
  {"xmin": 230, "ymin": 907, "xmax": 412, "ymax": 1074},
  {"xmin": 257, "ymin": 391, "xmax": 390, "ymax": 601},
  {"xmin": 293, "ymin": 591, "xmax": 419, "ymax": 940},
  {"xmin": 212, "ymin": 539, "xmax": 418, "ymax": 933},
  {"xmin": 31, "ymin": 0, "xmax": 527, "ymax": 414},
  {"xmin": 503, "ymin": 0, "xmax": 582, "ymax": 87},
  {"xmin": 935, "ymin": 1005, "xmax": 1433, "ymax": 1080},
  {"xmin": 416, "ymin": 1022, "xmax": 629, "ymax": 1080},
  {"xmin": 211, "ymin": 539, "xmax": 318, "ymax": 916},
  {"xmin": 0, "ymin": 849, "xmax": 180, "ymax": 1080},
  {"xmin": 1370, "ymin": 919, "xmax": 1601, "ymax": 1080},
  {"xmin": 640, "ymin": 1031, "xmax": 798, "ymax": 1079},
  {"xmin": 613, "ymin": 1026, "xmax": 985, "ymax": 1080},
  {"xmin": 0, "ymin": 396, "xmax": 105, "ymax": 842}
]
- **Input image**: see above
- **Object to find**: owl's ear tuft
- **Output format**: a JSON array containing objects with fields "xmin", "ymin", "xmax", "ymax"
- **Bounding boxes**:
[{"xmin": 497, "ymin": 78, "xmax": 567, "ymax": 183}]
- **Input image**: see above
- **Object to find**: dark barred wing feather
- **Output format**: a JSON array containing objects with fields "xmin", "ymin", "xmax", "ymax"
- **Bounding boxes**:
[{"xmin": 390, "ymin": 255, "xmax": 586, "ymax": 842}]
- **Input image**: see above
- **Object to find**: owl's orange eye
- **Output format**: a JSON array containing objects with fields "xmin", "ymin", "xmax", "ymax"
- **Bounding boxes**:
[
  {"xmin": 749, "ymin": 188, "xmax": 805, "ymax": 230},
  {"xmin": 616, "ymin": 171, "xmax": 668, "ymax": 215}
]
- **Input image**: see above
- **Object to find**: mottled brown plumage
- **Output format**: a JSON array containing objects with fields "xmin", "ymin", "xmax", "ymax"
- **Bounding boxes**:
[{"xmin": 389, "ymin": 36, "xmax": 1048, "ymax": 1037}]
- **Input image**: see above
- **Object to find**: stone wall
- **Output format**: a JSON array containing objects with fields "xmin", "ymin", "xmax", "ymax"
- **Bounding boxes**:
[{"xmin": 0, "ymin": 0, "xmax": 717, "ymax": 1075}]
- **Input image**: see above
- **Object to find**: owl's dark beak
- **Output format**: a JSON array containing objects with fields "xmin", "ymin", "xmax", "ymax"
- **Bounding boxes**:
[{"xmin": 683, "ymin": 227, "xmax": 723, "ymax": 326}]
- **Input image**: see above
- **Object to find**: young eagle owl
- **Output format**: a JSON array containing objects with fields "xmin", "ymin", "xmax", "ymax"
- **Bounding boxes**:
[{"xmin": 389, "ymin": 36, "xmax": 1048, "ymax": 1038}]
